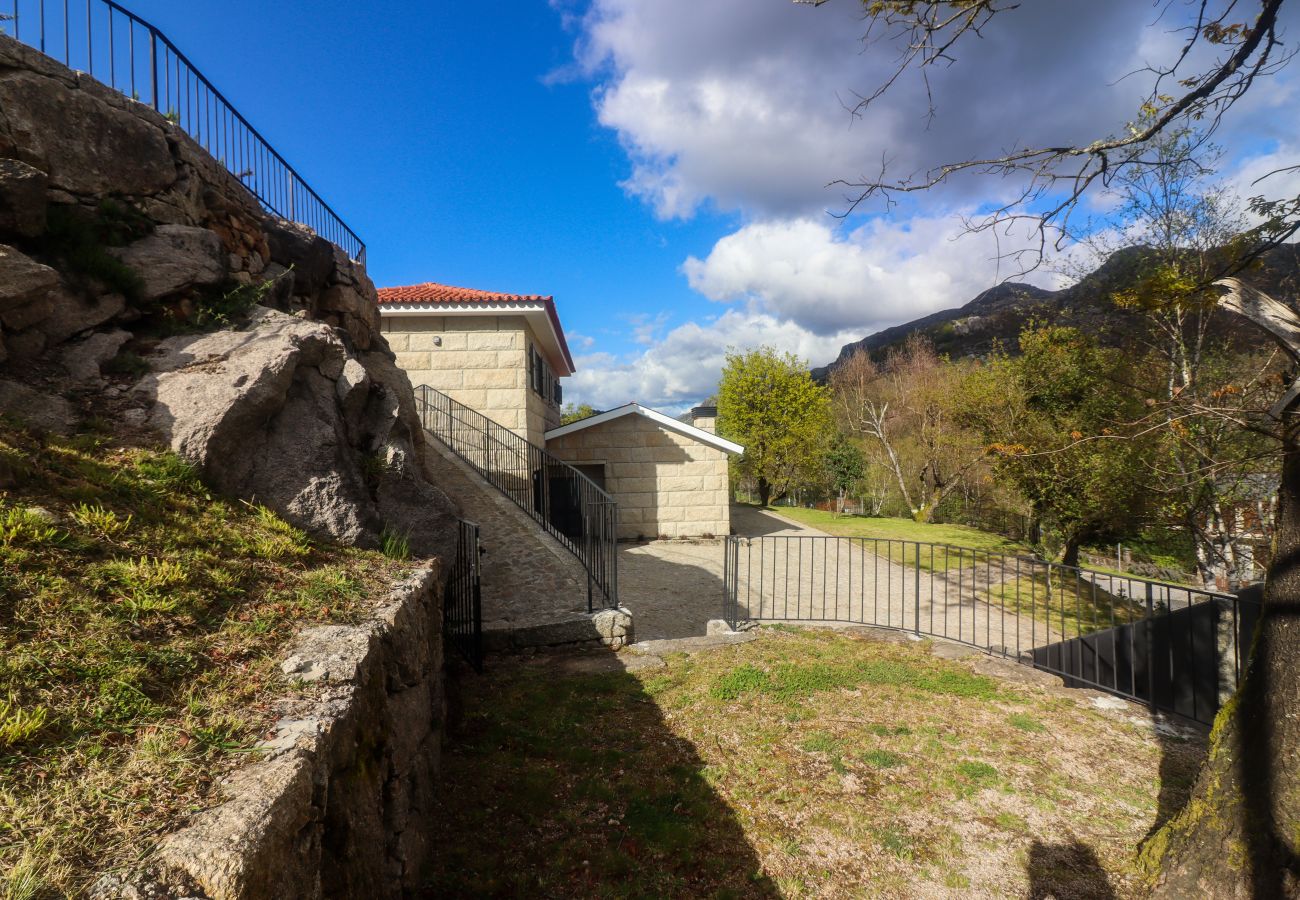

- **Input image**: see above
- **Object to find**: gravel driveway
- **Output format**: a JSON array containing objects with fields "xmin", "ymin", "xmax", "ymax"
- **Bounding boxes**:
[{"xmin": 623, "ymin": 506, "xmax": 1061, "ymax": 652}]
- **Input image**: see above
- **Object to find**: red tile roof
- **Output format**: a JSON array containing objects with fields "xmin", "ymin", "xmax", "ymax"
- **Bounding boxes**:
[
  {"xmin": 377, "ymin": 282, "xmax": 553, "ymax": 305},
  {"xmin": 376, "ymin": 281, "xmax": 575, "ymax": 374}
]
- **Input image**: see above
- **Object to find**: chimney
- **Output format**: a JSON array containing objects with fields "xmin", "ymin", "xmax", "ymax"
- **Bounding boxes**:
[{"xmin": 690, "ymin": 405, "xmax": 717, "ymax": 434}]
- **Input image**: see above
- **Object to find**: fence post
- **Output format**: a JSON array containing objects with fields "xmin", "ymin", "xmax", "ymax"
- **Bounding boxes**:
[
  {"xmin": 149, "ymin": 30, "xmax": 157, "ymax": 111},
  {"xmin": 914, "ymin": 541, "xmax": 922, "ymax": 636},
  {"xmin": 723, "ymin": 537, "xmax": 732, "ymax": 628},
  {"xmin": 1145, "ymin": 582, "xmax": 1156, "ymax": 709}
]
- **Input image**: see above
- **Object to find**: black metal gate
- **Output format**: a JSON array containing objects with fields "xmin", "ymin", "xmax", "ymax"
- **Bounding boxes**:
[
  {"xmin": 446, "ymin": 519, "xmax": 483, "ymax": 672},
  {"xmin": 722, "ymin": 534, "xmax": 1259, "ymax": 725}
]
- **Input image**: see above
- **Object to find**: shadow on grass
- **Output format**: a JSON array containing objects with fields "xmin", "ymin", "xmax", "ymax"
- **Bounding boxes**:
[
  {"xmin": 424, "ymin": 653, "xmax": 778, "ymax": 898},
  {"xmin": 1025, "ymin": 840, "xmax": 1117, "ymax": 900}
]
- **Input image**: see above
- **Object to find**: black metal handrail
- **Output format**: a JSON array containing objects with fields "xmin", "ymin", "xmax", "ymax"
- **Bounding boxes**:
[
  {"xmin": 414, "ymin": 385, "xmax": 619, "ymax": 612},
  {"xmin": 2, "ymin": 0, "xmax": 366, "ymax": 264},
  {"xmin": 723, "ymin": 534, "xmax": 1256, "ymax": 725},
  {"xmin": 447, "ymin": 519, "xmax": 483, "ymax": 672}
]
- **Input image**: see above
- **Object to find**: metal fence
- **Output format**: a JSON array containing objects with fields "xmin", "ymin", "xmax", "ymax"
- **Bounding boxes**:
[
  {"xmin": 722, "ymin": 535, "xmax": 1259, "ymax": 725},
  {"xmin": 414, "ymin": 385, "xmax": 618, "ymax": 612},
  {"xmin": 446, "ymin": 519, "xmax": 483, "ymax": 672},
  {"xmin": 1, "ymin": 0, "xmax": 365, "ymax": 263}
]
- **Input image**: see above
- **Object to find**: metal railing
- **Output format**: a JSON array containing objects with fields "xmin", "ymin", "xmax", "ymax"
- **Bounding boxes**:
[
  {"xmin": 1, "ymin": 0, "xmax": 365, "ymax": 263},
  {"xmin": 414, "ymin": 385, "xmax": 618, "ymax": 612},
  {"xmin": 723, "ymin": 535, "xmax": 1259, "ymax": 725},
  {"xmin": 446, "ymin": 519, "xmax": 483, "ymax": 672}
]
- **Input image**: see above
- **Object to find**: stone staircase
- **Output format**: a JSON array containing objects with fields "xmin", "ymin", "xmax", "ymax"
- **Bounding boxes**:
[{"xmin": 421, "ymin": 435, "xmax": 633, "ymax": 650}]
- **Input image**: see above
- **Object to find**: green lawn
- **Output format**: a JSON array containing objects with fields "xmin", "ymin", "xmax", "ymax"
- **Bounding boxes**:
[
  {"xmin": 762, "ymin": 506, "xmax": 1032, "ymax": 572},
  {"xmin": 426, "ymin": 627, "xmax": 1204, "ymax": 898},
  {"xmin": 0, "ymin": 421, "xmax": 407, "ymax": 895},
  {"xmin": 980, "ymin": 572, "xmax": 1147, "ymax": 640}
]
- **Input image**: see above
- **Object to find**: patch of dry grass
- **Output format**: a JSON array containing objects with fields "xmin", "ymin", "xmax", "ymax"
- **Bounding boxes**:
[
  {"xmin": 429, "ymin": 627, "xmax": 1206, "ymax": 898},
  {"xmin": 0, "ymin": 421, "xmax": 407, "ymax": 896}
]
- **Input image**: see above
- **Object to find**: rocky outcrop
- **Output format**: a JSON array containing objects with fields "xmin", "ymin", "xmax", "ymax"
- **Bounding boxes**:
[
  {"xmin": 0, "ymin": 31, "xmax": 458, "ymax": 559},
  {"xmin": 137, "ymin": 308, "xmax": 456, "ymax": 558},
  {"xmin": 0, "ymin": 27, "xmax": 468, "ymax": 900},
  {"xmin": 109, "ymin": 223, "xmax": 227, "ymax": 301},
  {"xmin": 0, "ymin": 33, "xmax": 383, "ymax": 359},
  {"xmin": 0, "ymin": 158, "xmax": 47, "ymax": 237}
]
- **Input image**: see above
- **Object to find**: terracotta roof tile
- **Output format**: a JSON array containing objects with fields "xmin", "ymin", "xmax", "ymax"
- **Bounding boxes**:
[
  {"xmin": 377, "ymin": 282, "xmax": 553, "ymax": 305},
  {"xmin": 376, "ymin": 280, "xmax": 575, "ymax": 374}
]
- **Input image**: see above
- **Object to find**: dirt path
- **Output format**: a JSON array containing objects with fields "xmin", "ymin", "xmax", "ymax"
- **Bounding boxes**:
[
  {"xmin": 621, "ymin": 506, "xmax": 1064, "ymax": 651},
  {"xmin": 729, "ymin": 507, "xmax": 1063, "ymax": 653}
]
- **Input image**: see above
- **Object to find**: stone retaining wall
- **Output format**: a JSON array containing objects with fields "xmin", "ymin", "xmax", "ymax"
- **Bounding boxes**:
[{"xmin": 95, "ymin": 568, "xmax": 446, "ymax": 900}]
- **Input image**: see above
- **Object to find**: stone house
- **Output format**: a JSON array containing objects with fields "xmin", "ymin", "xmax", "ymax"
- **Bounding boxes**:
[
  {"xmin": 377, "ymin": 282, "xmax": 573, "ymax": 447},
  {"xmin": 378, "ymin": 282, "xmax": 744, "ymax": 540},
  {"xmin": 545, "ymin": 403, "xmax": 742, "ymax": 540}
]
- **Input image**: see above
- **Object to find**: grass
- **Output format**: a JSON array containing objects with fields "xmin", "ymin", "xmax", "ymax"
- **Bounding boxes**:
[
  {"xmin": 764, "ymin": 506, "xmax": 1032, "ymax": 572},
  {"xmin": 426, "ymin": 626, "xmax": 1206, "ymax": 898},
  {"xmin": 0, "ymin": 421, "xmax": 408, "ymax": 895},
  {"xmin": 380, "ymin": 526, "xmax": 412, "ymax": 561},
  {"xmin": 980, "ymin": 570, "xmax": 1147, "ymax": 640}
]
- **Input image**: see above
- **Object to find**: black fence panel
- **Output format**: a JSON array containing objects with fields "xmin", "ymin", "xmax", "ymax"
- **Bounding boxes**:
[
  {"xmin": 723, "ymin": 534, "xmax": 1252, "ymax": 725},
  {"xmin": 446, "ymin": 519, "xmax": 483, "ymax": 672},
  {"xmin": 2, "ymin": 0, "xmax": 365, "ymax": 263}
]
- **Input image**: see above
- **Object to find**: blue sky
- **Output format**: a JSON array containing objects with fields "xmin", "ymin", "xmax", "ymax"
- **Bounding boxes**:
[
  {"xmin": 16, "ymin": 0, "xmax": 1299, "ymax": 412},
  {"xmin": 54, "ymin": 0, "xmax": 739, "ymax": 406}
]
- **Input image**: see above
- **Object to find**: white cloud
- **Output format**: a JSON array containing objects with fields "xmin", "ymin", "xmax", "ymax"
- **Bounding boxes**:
[
  {"xmin": 625, "ymin": 310, "xmax": 673, "ymax": 345},
  {"xmin": 567, "ymin": 307, "xmax": 862, "ymax": 413},
  {"xmin": 559, "ymin": 0, "xmax": 1300, "ymax": 411},
  {"xmin": 1231, "ymin": 142, "xmax": 1300, "ymax": 216},
  {"xmin": 682, "ymin": 214, "xmax": 1062, "ymax": 336},
  {"xmin": 568, "ymin": 211, "xmax": 1065, "ymax": 411},
  {"xmin": 566, "ymin": 330, "xmax": 597, "ymax": 350},
  {"xmin": 572, "ymin": 0, "xmax": 1178, "ymax": 220}
]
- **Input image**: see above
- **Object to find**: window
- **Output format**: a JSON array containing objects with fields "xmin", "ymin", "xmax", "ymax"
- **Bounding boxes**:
[{"xmin": 530, "ymin": 345, "xmax": 562, "ymax": 408}]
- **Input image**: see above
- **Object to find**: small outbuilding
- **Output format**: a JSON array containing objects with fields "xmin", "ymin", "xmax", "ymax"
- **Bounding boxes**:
[{"xmin": 545, "ymin": 403, "xmax": 743, "ymax": 541}]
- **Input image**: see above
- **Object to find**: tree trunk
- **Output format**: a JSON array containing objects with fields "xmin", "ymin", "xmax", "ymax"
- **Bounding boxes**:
[
  {"xmin": 758, "ymin": 477, "xmax": 771, "ymax": 508},
  {"xmin": 1147, "ymin": 427, "xmax": 1300, "ymax": 897},
  {"xmin": 1060, "ymin": 535, "xmax": 1081, "ymax": 569}
]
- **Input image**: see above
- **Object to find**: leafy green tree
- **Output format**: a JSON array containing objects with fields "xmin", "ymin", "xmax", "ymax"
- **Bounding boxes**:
[
  {"xmin": 831, "ymin": 336, "xmax": 989, "ymax": 521},
  {"xmin": 824, "ymin": 435, "xmax": 867, "ymax": 510},
  {"xmin": 960, "ymin": 325, "xmax": 1150, "ymax": 567},
  {"xmin": 559, "ymin": 402, "xmax": 598, "ymax": 425},
  {"xmin": 1090, "ymin": 126, "xmax": 1279, "ymax": 588},
  {"xmin": 717, "ymin": 346, "xmax": 832, "ymax": 507}
]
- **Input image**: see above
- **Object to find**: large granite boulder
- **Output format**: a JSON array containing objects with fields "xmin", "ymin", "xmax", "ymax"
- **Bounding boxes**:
[
  {"xmin": 262, "ymin": 218, "xmax": 336, "ymax": 297},
  {"xmin": 0, "ymin": 66, "xmax": 175, "ymax": 196},
  {"xmin": 109, "ymin": 224, "xmax": 227, "ymax": 301},
  {"xmin": 0, "ymin": 243, "xmax": 60, "ymax": 326},
  {"xmin": 0, "ymin": 158, "xmax": 48, "ymax": 237},
  {"xmin": 137, "ymin": 307, "xmax": 458, "ymax": 557},
  {"xmin": 0, "ymin": 378, "xmax": 76, "ymax": 434}
]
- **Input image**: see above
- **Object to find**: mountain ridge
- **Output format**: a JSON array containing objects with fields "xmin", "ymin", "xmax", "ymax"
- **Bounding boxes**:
[{"xmin": 811, "ymin": 244, "xmax": 1300, "ymax": 380}]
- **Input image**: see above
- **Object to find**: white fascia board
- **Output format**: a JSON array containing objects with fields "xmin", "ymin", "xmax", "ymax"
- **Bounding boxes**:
[
  {"xmin": 378, "ymin": 302, "xmax": 574, "ymax": 376},
  {"xmin": 545, "ymin": 403, "xmax": 745, "ymax": 455}
]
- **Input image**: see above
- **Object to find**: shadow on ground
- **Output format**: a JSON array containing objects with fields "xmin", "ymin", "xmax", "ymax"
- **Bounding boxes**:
[
  {"xmin": 423, "ymin": 652, "xmax": 778, "ymax": 897},
  {"xmin": 1026, "ymin": 840, "xmax": 1118, "ymax": 899},
  {"xmin": 619, "ymin": 540, "xmax": 729, "ymax": 641},
  {"xmin": 730, "ymin": 504, "xmax": 801, "ymax": 537}
]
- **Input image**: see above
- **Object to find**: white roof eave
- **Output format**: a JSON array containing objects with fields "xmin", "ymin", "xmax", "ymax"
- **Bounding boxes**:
[
  {"xmin": 544, "ymin": 403, "xmax": 744, "ymax": 455},
  {"xmin": 378, "ymin": 301, "xmax": 573, "ymax": 376}
]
